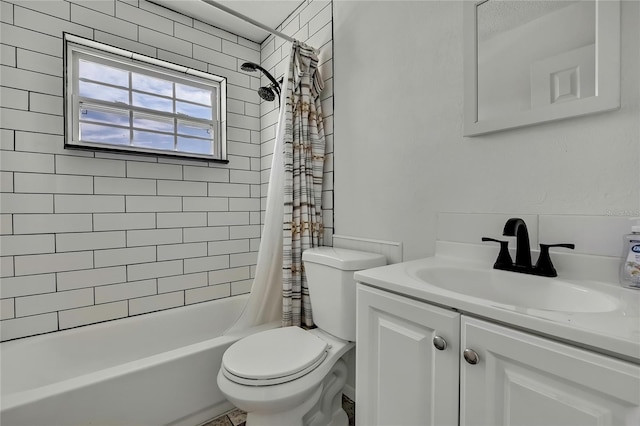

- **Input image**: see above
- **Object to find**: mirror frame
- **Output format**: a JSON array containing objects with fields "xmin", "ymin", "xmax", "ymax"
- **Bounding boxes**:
[{"xmin": 463, "ymin": 0, "xmax": 621, "ymax": 137}]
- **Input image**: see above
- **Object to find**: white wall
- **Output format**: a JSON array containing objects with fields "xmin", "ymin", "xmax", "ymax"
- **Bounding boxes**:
[{"xmin": 333, "ymin": 0, "xmax": 640, "ymax": 261}]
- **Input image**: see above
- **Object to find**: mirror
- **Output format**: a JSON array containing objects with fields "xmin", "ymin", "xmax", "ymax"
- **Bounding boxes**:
[{"xmin": 463, "ymin": 0, "xmax": 620, "ymax": 136}]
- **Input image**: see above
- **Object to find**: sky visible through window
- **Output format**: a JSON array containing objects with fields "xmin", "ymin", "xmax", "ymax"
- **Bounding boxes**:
[{"xmin": 78, "ymin": 59, "xmax": 215, "ymax": 156}]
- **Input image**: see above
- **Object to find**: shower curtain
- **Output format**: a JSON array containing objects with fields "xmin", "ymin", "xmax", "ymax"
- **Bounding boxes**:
[
  {"xmin": 282, "ymin": 41, "xmax": 326, "ymax": 328},
  {"xmin": 225, "ymin": 40, "xmax": 325, "ymax": 333},
  {"xmin": 224, "ymin": 72, "xmax": 289, "ymax": 334}
]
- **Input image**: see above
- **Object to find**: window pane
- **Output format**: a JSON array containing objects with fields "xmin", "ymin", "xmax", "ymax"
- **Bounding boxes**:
[
  {"xmin": 176, "ymin": 83, "xmax": 212, "ymax": 106},
  {"xmin": 177, "ymin": 137, "xmax": 212, "ymax": 155},
  {"xmin": 176, "ymin": 101, "xmax": 211, "ymax": 120},
  {"xmin": 177, "ymin": 120, "xmax": 212, "ymax": 139},
  {"xmin": 133, "ymin": 113, "xmax": 174, "ymax": 133},
  {"xmin": 133, "ymin": 92, "xmax": 173, "ymax": 113},
  {"xmin": 80, "ymin": 105, "xmax": 129, "ymax": 127},
  {"xmin": 69, "ymin": 38, "xmax": 224, "ymax": 159},
  {"xmin": 80, "ymin": 81, "xmax": 129, "ymax": 104},
  {"xmin": 79, "ymin": 60, "xmax": 129, "ymax": 87},
  {"xmin": 132, "ymin": 130, "xmax": 174, "ymax": 151},
  {"xmin": 80, "ymin": 122, "xmax": 130, "ymax": 145},
  {"xmin": 132, "ymin": 73, "xmax": 173, "ymax": 97}
]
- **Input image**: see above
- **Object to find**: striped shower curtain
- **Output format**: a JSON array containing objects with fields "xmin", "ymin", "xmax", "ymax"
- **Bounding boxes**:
[{"xmin": 282, "ymin": 41, "xmax": 326, "ymax": 328}]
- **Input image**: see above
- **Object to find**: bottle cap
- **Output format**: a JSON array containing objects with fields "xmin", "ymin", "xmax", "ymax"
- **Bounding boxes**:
[{"xmin": 630, "ymin": 217, "xmax": 640, "ymax": 233}]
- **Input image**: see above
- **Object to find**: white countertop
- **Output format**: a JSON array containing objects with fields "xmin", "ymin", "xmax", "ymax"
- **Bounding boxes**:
[{"xmin": 355, "ymin": 241, "xmax": 640, "ymax": 363}]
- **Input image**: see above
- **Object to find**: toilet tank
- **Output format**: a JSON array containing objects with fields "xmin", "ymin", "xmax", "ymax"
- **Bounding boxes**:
[{"xmin": 302, "ymin": 247, "xmax": 386, "ymax": 341}]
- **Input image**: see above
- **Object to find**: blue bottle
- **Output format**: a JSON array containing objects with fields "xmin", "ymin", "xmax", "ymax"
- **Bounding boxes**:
[{"xmin": 620, "ymin": 218, "xmax": 640, "ymax": 289}]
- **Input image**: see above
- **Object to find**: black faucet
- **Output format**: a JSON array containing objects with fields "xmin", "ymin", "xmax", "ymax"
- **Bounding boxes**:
[
  {"xmin": 503, "ymin": 218, "xmax": 532, "ymax": 269},
  {"xmin": 482, "ymin": 218, "xmax": 575, "ymax": 277}
]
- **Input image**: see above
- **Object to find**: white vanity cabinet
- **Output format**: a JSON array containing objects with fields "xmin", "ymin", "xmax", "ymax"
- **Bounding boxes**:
[
  {"xmin": 356, "ymin": 284, "xmax": 640, "ymax": 426},
  {"xmin": 461, "ymin": 316, "xmax": 640, "ymax": 426},
  {"xmin": 356, "ymin": 285, "xmax": 460, "ymax": 426}
]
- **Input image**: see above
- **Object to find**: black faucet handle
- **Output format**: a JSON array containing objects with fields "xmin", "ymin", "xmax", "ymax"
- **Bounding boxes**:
[
  {"xmin": 535, "ymin": 243, "xmax": 575, "ymax": 277},
  {"xmin": 540, "ymin": 243, "xmax": 576, "ymax": 250},
  {"xmin": 482, "ymin": 237, "xmax": 513, "ymax": 269},
  {"xmin": 481, "ymin": 237, "xmax": 502, "ymax": 243}
]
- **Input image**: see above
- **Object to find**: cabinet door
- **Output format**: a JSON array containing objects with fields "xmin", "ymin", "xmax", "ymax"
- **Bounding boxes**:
[
  {"xmin": 461, "ymin": 316, "xmax": 640, "ymax": 426},
  {"xmin": 356, "ymin": 285, "xmax": 460, "ymax": 426}
]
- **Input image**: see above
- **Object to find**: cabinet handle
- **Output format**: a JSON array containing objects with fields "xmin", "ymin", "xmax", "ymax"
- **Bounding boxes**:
[
  {"xmin": 433, "ymin": 335, "xmax": 447, "ymax": 351},
  {"xmin": 463, "ymin": 348, "xmax": 479, "ymax": 365}
]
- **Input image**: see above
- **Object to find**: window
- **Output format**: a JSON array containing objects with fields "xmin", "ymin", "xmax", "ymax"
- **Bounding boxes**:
[{"xmin": 64, "ymin": 34, "xmax": 227, "ymax": 161}]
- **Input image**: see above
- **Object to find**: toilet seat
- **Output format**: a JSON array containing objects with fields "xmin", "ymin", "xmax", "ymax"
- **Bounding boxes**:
[{"xmin": 221, "ymin": 326, "xmax": 329, "ymax": 386}]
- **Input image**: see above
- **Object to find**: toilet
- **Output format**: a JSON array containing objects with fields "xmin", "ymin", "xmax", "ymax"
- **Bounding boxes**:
[{"xmin": 217, "ymin": 247, "xmax": 386, "ymax": 426}]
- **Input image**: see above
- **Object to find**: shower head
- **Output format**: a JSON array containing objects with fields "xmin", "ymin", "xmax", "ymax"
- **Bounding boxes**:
[
  {"xmin": 241, "ymin": 62, "xmax": 281, "ymax": 103},
  {"xmin": 241, "ymin": 62, "xmax": 260, "ymax": 72},
  {"xmin": 258, "ymin": 86, "xmax": 276, "ymax": 102}
]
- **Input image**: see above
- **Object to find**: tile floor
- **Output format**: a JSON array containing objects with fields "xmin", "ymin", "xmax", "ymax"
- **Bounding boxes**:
[
  {"xmin": 202, "ymin": 395, "xmax": 355, "ymax": 426},
  {"xmin": 202, "ymin": 407, "xmax": 246, "ymax": 426}
]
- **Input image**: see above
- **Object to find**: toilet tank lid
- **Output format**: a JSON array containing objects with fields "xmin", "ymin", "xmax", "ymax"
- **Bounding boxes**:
[{"xmin": 302, "ymin": 247, "xmax": 386, "ymax": 271}]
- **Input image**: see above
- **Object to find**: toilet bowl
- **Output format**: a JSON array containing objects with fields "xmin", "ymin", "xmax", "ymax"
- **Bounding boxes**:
[
  {"xmin": 217, "ymin": 247, "xmax": 386, "ymax": 426},
  {"xmin": 217, "ymin": 327, "xmax": 353, "ymax": 426}
]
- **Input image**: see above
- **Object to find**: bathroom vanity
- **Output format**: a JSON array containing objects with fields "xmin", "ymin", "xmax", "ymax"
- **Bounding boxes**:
[{"xmin": 354, "ymin": 242, "xmax": 640, "ymax": 426}]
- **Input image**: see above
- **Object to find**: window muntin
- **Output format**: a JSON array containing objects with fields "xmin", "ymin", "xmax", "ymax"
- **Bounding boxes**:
[{"xmin": 65, "ymin": 35, "xmax": 227, "ymax": 161}]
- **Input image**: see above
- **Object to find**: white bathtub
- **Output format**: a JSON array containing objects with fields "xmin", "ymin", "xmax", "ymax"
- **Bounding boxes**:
[{"xmin": 0, "ymin": 294, "xmax": 278, "ymax": 426}]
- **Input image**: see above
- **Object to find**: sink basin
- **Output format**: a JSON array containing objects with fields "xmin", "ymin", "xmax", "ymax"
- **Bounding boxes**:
[{"xmin": 410, "ymin": 266, "xmax": 619, "ymax": 313}]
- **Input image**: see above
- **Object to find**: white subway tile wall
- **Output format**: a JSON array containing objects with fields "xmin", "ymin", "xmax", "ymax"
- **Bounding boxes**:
[{"xmin": 0, "ymin": 0, "xmax": 333, "ymax": 341}]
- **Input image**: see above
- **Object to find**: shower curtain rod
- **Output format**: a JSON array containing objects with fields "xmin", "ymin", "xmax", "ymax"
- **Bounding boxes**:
[{"xmin": 200, "ymin": 0, "xmax": 295, "ymax": 43}]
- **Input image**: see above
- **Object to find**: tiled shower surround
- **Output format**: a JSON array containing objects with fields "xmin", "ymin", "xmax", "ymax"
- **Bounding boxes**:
[{"xmin": 0, "ymin": 0, "xmax": 334, "ymax": 341}]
